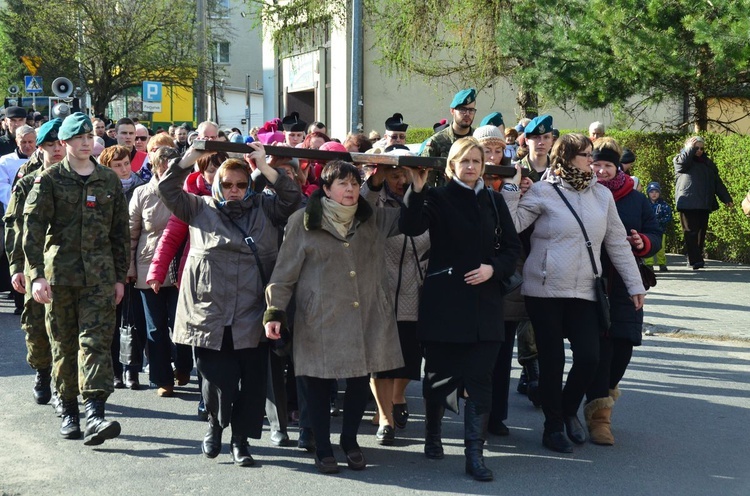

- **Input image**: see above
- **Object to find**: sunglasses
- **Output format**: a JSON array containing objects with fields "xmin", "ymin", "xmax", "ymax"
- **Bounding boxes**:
[
  {"xmin": 220, "ymin": 181, "xmax": 249, "ymax": 190},
  {"xmin": 135, "ymin": 136, "xmax": 148, "ymax": 141}
]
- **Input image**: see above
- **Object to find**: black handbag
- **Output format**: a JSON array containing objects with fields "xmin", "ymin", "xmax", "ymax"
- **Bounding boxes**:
[
  {"xmin": 119, "ymin": 284, "xmax": 142, "ymax": 366},
  {"xmin": 552, "ymin": 184, "xmax": 610, "ymax": 332},
  {"xmin": 487, "ymin": 188, "xmax": 523, "ymax": 294}
]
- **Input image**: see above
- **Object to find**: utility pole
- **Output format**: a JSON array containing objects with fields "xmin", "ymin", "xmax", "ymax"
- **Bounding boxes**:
[{"xmin": 195, "ymin": 0, "xmax": 207, "ymax": 123}]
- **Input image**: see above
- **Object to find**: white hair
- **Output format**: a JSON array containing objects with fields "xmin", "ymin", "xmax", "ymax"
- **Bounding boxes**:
[{"xmin": 589, "ymin": 121, "xmax": 605, "ymax": 133}]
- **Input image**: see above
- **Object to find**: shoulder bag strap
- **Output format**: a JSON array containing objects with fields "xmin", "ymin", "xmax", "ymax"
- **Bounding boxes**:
[
  {"xmin": 552, "ymin": 183, "xmax": 599, "ymax": 277},
  {"xmin": 221, "ymin": 210, "xmax": 269, "ymax": 287}
]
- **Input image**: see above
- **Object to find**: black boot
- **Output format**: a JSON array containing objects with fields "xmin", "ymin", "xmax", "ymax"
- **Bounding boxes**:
[
  {"xmin": 33, "ymin": 367, "xmax": 52, "ymax": 405},
  {"xmin": 60, "ymin": 398, "xmax": 81, "ymax": 439},
  {"xmin": 516, "ymin": 367, "xmax": 528, "ymax": 394},
  {"xmin": 424, "ymin": 398, "xmax": 445, "ymax": 459},
  {"xmin": 525, "ymin": 360, "xmax": 541, "ymax": 408},
  {"xmin": 202, "ymin": 416, "xmax": 223, "ymax": 458},
  {"xmin": 83, "ymin": 399, "xmax": 121, "ymax": 446},
  {"xmin": 230, "ymin": 436, "xmax": 255, "ymax": 467},
  {"xmin": 464, "ymin": 399, "xmax": 493, "ymax": 481}
]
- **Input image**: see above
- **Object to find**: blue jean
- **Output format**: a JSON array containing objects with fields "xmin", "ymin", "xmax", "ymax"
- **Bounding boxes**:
[{"xmin": 140, "ymin": 287, "xmax": 192, "ymax": 388}]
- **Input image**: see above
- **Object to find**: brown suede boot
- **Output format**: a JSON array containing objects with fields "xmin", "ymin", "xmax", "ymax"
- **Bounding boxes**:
[{"xmin": 584, "ymin": 397, "xmax": 615, "ymax": 446}]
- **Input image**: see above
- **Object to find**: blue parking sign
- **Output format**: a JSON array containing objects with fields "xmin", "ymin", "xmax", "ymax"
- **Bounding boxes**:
[{"xmin": 142, "ymin": 81, "xmax": 162, "ymax": 102}]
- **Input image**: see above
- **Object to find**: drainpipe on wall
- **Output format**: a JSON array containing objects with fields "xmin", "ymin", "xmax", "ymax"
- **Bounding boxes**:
[{"xmin": 350, "ymin": 0, "xmax": 363, "ymax": 134}]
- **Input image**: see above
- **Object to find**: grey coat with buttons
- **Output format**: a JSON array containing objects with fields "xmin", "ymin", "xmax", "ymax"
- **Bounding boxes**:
[{"xmin": 264, "ymin": 188, "xmax": 404, "ymax": 379}]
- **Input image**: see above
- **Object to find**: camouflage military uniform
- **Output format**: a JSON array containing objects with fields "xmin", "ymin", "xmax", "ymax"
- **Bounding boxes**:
[
  {"xmin": 420, "ymin": 125, "xmax": 474, "ymax": 159},
  {"xmin": 23, "ymin": 157, "xmax": 130, "ymax": 402},
  {"xmin": 515, "ymin": 155, "xmax": 550, "ymax": 184},
  {"xmin": 4, "ymin": 152, "xmax": 49, "ymax": 371}
]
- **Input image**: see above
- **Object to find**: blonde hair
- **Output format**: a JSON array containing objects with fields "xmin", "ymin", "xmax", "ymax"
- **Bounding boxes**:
[
  {"xmin": 147, "ymin": 132, "xmax": 176, "ymax": 153},
  {"xmin": 445, "ymin": 137, "xmax": 485, "ymax": 181},
  {"xmin": 99, "ymin": 145, "xmax": 130, "ymax": 166}
]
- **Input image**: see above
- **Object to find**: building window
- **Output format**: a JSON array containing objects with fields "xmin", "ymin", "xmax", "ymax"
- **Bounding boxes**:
[{"xmin": 213, "ymin": 42, "xmax": 230, "ymax": 64}]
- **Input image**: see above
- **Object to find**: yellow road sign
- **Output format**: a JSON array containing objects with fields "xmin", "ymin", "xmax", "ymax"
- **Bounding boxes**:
[{"xmin": 20, "ymin": 56, "xmax": 42, "ymax": 76}]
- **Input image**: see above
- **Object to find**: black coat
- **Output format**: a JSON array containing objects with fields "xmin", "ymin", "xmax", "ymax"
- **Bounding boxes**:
[
  {"xmin": 602, "ymin": 187, "xmax": 662, "ymax": 346},
  {"xmin": 400, "ymin": 180, "xmax": 521, "ymax": 343},
  {"xmin": 673, "ymin": 149, "xmax": 731, "ymax": 212}
]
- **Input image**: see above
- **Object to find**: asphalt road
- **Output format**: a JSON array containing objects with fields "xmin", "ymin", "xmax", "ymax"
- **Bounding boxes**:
[{"xmin": 1, "ymin": 289, "xmax": 749, "ymax": 495}]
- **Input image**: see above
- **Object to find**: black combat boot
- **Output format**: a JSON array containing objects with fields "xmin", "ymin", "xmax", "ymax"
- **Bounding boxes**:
[
  {"xmin": 464, "ymin": 399, "xmax": 493, "ymax": 481},
  {"xmin": 83, "ymin": 399, "xmax": 121, "ymax": 446},
  {"xmin": 526, "ymin": 360, "xmax": 541, "ymax": 408},
  {"xmin": 230, "ymin": 435, "xmax": 255, "ymax": 467},
  {"xmin": 33, "ymin": 367, "xmax": 52, "ymax": 405},
  {"xmin": 424, "ymin": 398, "xmax": 445, "ymax": 459},
  {"xmin": 202, "ymin": 415, "xmax": 223, "ymax": 458},
  {"xmin": 60, "ymin": 398, "xmax": 81, "ymax": 440}
]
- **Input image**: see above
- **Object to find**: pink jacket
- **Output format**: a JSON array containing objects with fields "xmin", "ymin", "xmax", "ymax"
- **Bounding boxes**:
[{"xmin": 147, "ymin": 171, "xmax": 211, "ymax": 285}]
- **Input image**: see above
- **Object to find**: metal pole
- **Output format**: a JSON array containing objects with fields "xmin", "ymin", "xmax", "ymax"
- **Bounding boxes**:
[
  {"xmin": 350, "ymin": 0, "xmax": 363, "ymax": 134},
  {"xmin": 195, "ymin": 0, "xmax": 207, "ymax": 123},
  {"xmin": 246, "ymin": 74, "xmax": 251, "ymax": 135}
]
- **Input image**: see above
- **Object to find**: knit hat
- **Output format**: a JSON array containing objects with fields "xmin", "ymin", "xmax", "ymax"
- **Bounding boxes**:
[
  {"xmin": 621, "ymin": 148, "xmax": 636, "ymax": 164},
  {"xmin": 319, "ymin": 141, "xmax": 348, "ymax": 153},
  {"xmin": 473, "ymin": 125, "xmax": 506, "ymax": 147},
  {"xmin": 58, "ymin": 112, "xmax": 93, "ymax": 140},
  {"xmin": 647, "ymin": 181, "xmax": 661, "ymax": 193}
]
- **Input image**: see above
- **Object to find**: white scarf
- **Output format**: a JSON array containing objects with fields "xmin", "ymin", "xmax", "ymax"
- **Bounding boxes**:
[{"xmin": 321, "ymin": 196, "xmax": 358, "ymax": 238}]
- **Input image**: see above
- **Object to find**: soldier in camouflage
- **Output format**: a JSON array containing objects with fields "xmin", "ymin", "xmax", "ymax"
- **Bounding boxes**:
[
  {"xmin": 420, "ymin": 88, "xmax": 478, "ymax": 159},
  {"xmin": 23, "ymin": 113, "xmax": 130, "ymax": 445},
  {"xmin": 4, "ymin": 118, "xmax": 64, "ymax": 408}
]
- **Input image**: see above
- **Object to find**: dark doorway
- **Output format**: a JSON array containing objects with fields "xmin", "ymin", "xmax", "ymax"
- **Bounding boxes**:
[{"xmin": 286, "ymin": 89, "xmax": 315, "ymax": 124}]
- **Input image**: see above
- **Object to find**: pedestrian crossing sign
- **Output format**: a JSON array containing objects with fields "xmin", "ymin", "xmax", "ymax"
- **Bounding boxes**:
[{"xmin": 25, "ymin": 76, "xmax": 43, "ymax": 94}]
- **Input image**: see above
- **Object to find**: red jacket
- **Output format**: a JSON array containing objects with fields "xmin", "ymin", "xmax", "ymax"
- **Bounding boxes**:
[{"xmin": 147, "ymin": 171, "xmax": 211, "ymax": 285}]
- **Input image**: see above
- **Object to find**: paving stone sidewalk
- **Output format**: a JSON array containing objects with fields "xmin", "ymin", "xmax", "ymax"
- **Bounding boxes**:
[{"xmin": 642, "ymin": 254, "xmax": 750, "ymax": 342}]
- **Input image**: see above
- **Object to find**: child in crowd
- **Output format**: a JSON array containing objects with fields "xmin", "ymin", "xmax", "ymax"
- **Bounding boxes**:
[
  {"xmin": 644, "ymin": 181, "xmax": 673, "ymax": 271},
  {"xmin": 504, "ymin": 128, "xmax": 519, "ymax": 161}
]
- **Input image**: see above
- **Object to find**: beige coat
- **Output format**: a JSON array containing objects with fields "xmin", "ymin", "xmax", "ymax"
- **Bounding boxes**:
[
  {"xmin": 265, "ymin": 189, "xmax": 404, "ymax": 379},
  {"xmin": 129, "ymin": 177, "xmax": 175, "ymax": 289},
  {"xmin": 159, "ymin": 163, "xmax": 301, "ymax": 351}
]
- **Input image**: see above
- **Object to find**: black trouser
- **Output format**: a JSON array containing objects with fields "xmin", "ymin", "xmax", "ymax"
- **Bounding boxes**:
[
  {"xmin": 489, "ymin": 321, "xmax": 519, "ymax": 424},
  {"xmin": 421, "ymin": 341, "xmax": 502, "ymax": 414},
  {"xmin": 195, "ymin": 327, "xmax": 268, "ymax": 439},
  {"xmin": 587, "ymin": 337, "xmax": 634, "ymax": 402},
  {"xmin": 300, "ymin": 375, "xmax": 369, "ymax": 459},
  {"xmin": 526, "ymin": 297, "xmax": 600, "ymax": 433},
  {"xmin": 265, "ymin": 350, "xmax": 288, "ymax": 434},
  {"xmin": 679, "ymin": 209, "xmax": 710, "ymax": 266}
]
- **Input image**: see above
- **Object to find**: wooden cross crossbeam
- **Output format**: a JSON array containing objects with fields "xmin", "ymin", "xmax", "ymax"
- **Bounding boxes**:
[{"xmin": 192, "ymin": 140, "xmax": 448, "ymax": 171}]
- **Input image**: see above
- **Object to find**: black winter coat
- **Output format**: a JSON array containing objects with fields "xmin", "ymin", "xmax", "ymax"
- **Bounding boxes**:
[
  {"xmin": 673, "ymin": 149, "xmax": 731, "ymax": 212},
  {"xmin": 400, "ymin": 180, "xmax": 521, "ymax": 343},
  {"xmin": 602, "ymin": 186, "xmax": 662, "ymax": 346}
]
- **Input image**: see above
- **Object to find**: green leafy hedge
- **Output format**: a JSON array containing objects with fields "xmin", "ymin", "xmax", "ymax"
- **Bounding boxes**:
[{"xmin": 406, "ymin": 127, "xmax": 750, "ymax": 263}]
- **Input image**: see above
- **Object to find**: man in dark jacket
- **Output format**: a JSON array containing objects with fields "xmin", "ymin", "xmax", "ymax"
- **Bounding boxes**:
[{"xmin": 673, "ymin": 136, "xmax": 733, "ymax": 269}]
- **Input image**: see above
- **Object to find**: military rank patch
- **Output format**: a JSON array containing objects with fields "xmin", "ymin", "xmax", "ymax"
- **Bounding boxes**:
[{"xmin": 86, "ymin": 195, "xmax": 97, "ymax": 208}]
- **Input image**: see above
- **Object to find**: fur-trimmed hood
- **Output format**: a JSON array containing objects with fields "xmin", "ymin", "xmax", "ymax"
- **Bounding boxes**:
[{"xmin": 303, "ymin": 187, "xmax": 373, "ymax": 231}]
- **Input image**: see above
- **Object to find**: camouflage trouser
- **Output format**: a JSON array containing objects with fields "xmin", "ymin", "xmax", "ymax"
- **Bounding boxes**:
[
  {"xmin": 515, "ymin": 320, "xmax": 538, "ymax": 366},
  {"xmin": 47, "ymin": 285, "xmax": 115, "ymax": 402},
  {"xmin": 22, "ymin": 276, "xmax": 52, "ymax": 370}
]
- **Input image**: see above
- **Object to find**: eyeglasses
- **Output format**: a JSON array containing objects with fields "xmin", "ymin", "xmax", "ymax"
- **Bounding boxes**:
[
  {"xmin": 387, "ymin": 133, "xmax": 406, "ymax": 140},
  {"xmin": 576, "ymin": 152, "xmax": 593, "ymax": 158},
  {"xmin": 220, "ymin": 181, "xmax": 249, "ymax": 190},
  {"xmin": 455, "ymin": 107, "xmax": 477, "ymax": 115},
  {"xmin": 135, "ymin": 136, "xmax": 148, "ymax": 141}
]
